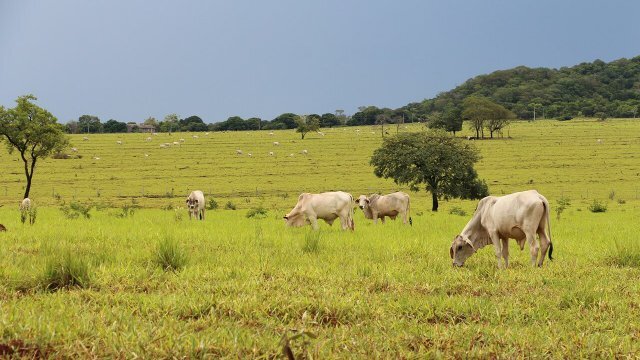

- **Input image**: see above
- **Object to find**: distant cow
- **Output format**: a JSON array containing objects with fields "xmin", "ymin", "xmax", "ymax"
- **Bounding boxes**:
[
  {"xmin": 236, "ymin": 150, "xmax": 243, "ymax": 155},
  {"xmin": 192, "ymin": 135, "xmax": 199, "ymax": 139},
  {"xmin": 145, "ymin": 137, "xmax": 152, "ymax": 141},
  {"xmin": 71, "ymin": 147, "xmax": 78, "ymax": 152},
  {"xmin": 20, "ymin": 198, "xmax": 31, "ymax": 212},
  {"xmin": 19, "ymin": 198, "xmax": 34, "ymax": 224},
  {"xmin": 269, "ymin": 151, "xmax": 274, "ymax": 156},
  {"xmin": 302, "ymin": 149, "xmax": 308, "ymax": 155},
  {"xmin": 116, "ymin": 140, "xmax": 122, "ymax": 145},
  {"xmin": 273, "ymin": 141, "xmax": 280, "ymax": 146},
  {"xmin": 82, "ymin": 137, "xmax": 89, "ymax": 141},
  {"xmin": 284, "ymin": 191, "xmax": 355, "ymax": 231},
  {"xmin": 186, "ymin": 190, "xmax": 205, "ymax": 220},
  {"xmin": 356, "ymin": 192, "xmax": 412, "ymax": 225},
  {"xmin": 450, "ymin": 190, "xmax": 553, "ymax": 268}
]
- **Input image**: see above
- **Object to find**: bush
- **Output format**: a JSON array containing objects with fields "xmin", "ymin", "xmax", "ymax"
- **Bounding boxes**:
[
  {"xmin": 153, "ymin": 237, "xmax": 187, "ymax": 272},
  {"xmin": 555, "ymin": 196, "xmax": 571, "ymax": 220},
  {"xmin": 448, "ymin": 206, "xmax": 467, "ymax": 216},
  {"xmin": 224, "ymin": 201, "xmax": 236, "ymax": 210},
  {"xmin": 60, "ymin": 201, "xmax": 93, "ymax": 219},
  {"xmin": 608, "ymin": 190, "xmax": 616, "ymax": 200},
  {"xmin": 246, "ymin": 206, "xmax": 268, "ymax": 219},
  {"xmin": 207, "ymin": 198, "xmax": 219, "ymax": 210},
  {"xmin": 617, "ymin": 198, "xmax": 626, "ymax": 205},
  {"xmin": 116, "ymin": 203, "xmax": 137, "ymax": 218},
  {"xmin": 588, "ymin": 199, "xmax": 607, "ymax": 213},
  {"xmin": 43, "ymin": 253, "xmax": 91, "ymax": 290}
]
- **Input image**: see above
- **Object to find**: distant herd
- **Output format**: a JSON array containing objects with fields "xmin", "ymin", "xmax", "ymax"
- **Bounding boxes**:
[{"xmin": 5, "ymin": 189, "xmax": 553, "ymax": 269}]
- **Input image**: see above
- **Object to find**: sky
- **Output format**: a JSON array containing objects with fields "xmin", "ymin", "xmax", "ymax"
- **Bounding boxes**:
[{"xmin": 1, "ymin": 1, "xmax": 639, "ymax": 124}]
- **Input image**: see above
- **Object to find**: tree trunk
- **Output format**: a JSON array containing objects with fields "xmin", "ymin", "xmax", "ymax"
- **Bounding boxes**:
[
  {"xmin": 490, "ymin": 129, "xmax": 494, "ymax": 138},
  {"xmin": 431, "ymin": 191, "xmax": 438, "ymax": 212},
  {"xmin": 301, "ymin": 132, "xmax": 305, "ymax": 140}
]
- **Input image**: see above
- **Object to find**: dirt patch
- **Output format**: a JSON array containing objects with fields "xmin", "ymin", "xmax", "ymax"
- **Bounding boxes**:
[{"xmin": 0, "ymin": 339, "xmax": 51, "ymax": 358}]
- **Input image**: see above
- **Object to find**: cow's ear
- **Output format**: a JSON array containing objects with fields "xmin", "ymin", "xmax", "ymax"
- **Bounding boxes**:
[
  {"xmin": 283, "ymin": 216, "xmax": 288, "ymax": 220},
  {"xmin": 449, "ymin": 246, "xmax": 454, "ymax": 259},
  {"xmin": 185, "ymin": 198, "xmax": 189, "ymax": 204}
]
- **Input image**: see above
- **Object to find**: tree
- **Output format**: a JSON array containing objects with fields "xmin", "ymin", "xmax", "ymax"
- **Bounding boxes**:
[
  {"xmin": 0, "ymin": 95, "xmax": 70, "ymax": 199},
  {"xmin": 484, "ymin": 104, "xmax": 514, "ymax": 138},
  {"xmin": 160, "ymin": 113, "xmax": 179, "ymax": 133},
  {"xmin": 78, "ymin": 114, "xmax": 102, "ymax": 133},
  {"xmin": 463, "ymin": 96, "xmax": 512, "ymax": 139},
  {"xmin": 375, "ymin": 113, "xmax": 390, "ymax": 138},
  {"xmin": 143, "ymin": 117, "xmax": 158, "ymax": 130},
  {"xmin": 65, "ymin": 120, "xmax": 80, "ymax": 134},
  {"xmin": 370, "ymin": 130, "xmax": 488, "ymax": 211},
  {"xmin": 103, "ymin": 119, "xmax": 128, "ymax": 133},
  {"xmin": 320, "ymin": 113, "xmax": 340, "ymax": 128},
  {"xmin": 427, "ymin": 105, "xmax": 463, "ymax": 135},
  {"xmin": 295, "ymin": 115, "xmax": 320, "ymax": 139}
]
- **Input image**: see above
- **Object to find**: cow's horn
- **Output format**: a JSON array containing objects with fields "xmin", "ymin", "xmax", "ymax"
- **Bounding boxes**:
[{"xmin": 464, "ymin": 236, "xmax": 475, "ymax": 250}]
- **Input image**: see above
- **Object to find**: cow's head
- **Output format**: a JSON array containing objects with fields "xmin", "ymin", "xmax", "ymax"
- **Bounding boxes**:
[
  {"xmin": 356, "ymin": 195, "xmax": 369, "ymax": 210},
  {"xmin": 450, "ymin": 235, "xmax": 475, "ymax": 267},
  {"xmin": 283, "ymin": 211, "xmax": 306, "ymax": 227},
  {"xmin": 186, "ymin": 197, "xmax": 198, "ymax": 211}
]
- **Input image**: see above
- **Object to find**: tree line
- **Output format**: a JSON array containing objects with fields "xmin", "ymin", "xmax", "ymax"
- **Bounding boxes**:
[{"xmin": 64, "ymin": 55, "xmax": 640, "ymax": 138}]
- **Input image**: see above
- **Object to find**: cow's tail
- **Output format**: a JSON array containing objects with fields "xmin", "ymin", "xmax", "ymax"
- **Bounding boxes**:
[{"xmin": 541, "ymin": 197, "xmax": 553, "ymax": 261}]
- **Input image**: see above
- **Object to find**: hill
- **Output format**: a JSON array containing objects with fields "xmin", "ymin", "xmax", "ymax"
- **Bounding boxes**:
[{"xmin": 405, "ymin": 56, "xmax": 640, "ymax": 121}]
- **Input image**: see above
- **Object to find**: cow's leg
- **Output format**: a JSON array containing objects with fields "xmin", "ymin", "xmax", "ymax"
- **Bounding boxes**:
[
  {"xmin": 308, "ymin": 215, "xmax": 319, "ymax": 230},
  {"xmin": 537, "ymin": 227, "xmax": 551, "ymax": 267},
  {"xmin": 501, "ymin": 238, "xmax": 509, "ymax": 269},
  {"xmin": 372, "ymin": 211, "xmax": 379, "ymax": 224},
  {"xmin": 380, "ymin": 216, "xmax": 386, "ymax": 224},
  {"xmin": 326, "ymin": 218, "xmax": 335, "ymax": 226},
  {"xmin": 401, "ymin": 210, "xmax": 407, "ymax": 224},
  {"xmin": 527, "ymin": 232, "xmax": 540, "ymax": 267},
  {"xmin": 489, "ymin": 232, "xmax": 503, "ymax": 268}
]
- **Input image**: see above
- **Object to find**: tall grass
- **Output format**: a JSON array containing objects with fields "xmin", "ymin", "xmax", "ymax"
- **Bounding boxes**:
[
  {"xmin": 302, "ymin": 232, "xmax": 321, "ymax": 254},
  {"xmin": 153, "ymin": 236, "xmax": 188, "ymax": 271},
  {"xmin": 43, "ymin": 252, "xmax": 92, "ymax": 290},
  {"xmin": 607, "ymin": 240, "xmax": 640, "ymax": 268}
]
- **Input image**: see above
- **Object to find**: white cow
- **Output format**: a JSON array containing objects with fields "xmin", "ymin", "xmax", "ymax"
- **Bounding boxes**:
[
  {"xmin": 192, "ymin": 135, "xmax": 199, "ymax": 139},
  {"xmin": 269, "ymin": 151, "xmax": 274, "ymax": 156},
  {"xmin": 146, "ymin": 137, "xmax": 152, "ymax": 141},
  {"xmin": 302, "ymin": 149, "xmax": 308, "ymax": 155},
  {"xmin": 236, "ymin": 150, "xmax": 243, "ymax": 155},
  {"xmin": 116, "ymin": 141, "xmax": 122, "ymax": 145},
  {"xmin": 83, "ymin": 137, "xmax": 89, "ymax": 141},
  {"xmin": 284, "ymin": 191, "xmax": 355, "ymax": 231},
  {"xmin": 450, "ymin": 190, "xmax": 554, "ymax": 268},
  {"xmin": 19, "ymin": 198, "xmax": 31, "ymax": 212},
  {"xmin": 71, "ymin": 147, "xmax": 78, "ymax": 152},
  {"xmin": 355, "ymin": 192, "xmax": 411, "ymax": 225},
  {"xmin": 186, "ymin": 190, "xmax": 206, "ymax": 220},
  {"xmin": 273, "ymin": 141, "xmax": 280, "ymax": 146}
]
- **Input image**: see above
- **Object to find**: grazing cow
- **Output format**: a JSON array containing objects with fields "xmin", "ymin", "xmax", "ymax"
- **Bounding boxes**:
[
  {"xmin": 144, "ymin": 154, "xmax": 149, "ymax": 157},
  {"xmin": 247, "ymin": 153, "xmax": 252, "ymax": 157},
  {"xmin": 269, "ymin": 132, "xmax": 274, "ymax": 136},
  {"xmin": 356, "ymin": 192, "xmax": 412, "ymax": 225},
  {"xmin": 302, "ymin": 149, "xmax": 308, "ymax": 155},
  {"xmin": 19, "ymin": 198, "xmax": 31, "ymax": 212},
  {"xmin": 159, "ymin": 144, "xmax": 166, "ymax": 148},
  {"xmin": 0, "ymin": 224, "xmax": 6, "ymax": 232},
  {"xmin": 93, "ymin": 157, "xmax": 100, "ymax": 160},
  {"xmin": 450, "ymin": 190, "xmax": 554, "ymax": 269},
  {"xmin": 192, "ymin": 135, "xmax": 199, "ymax": 139},
  {"xmin": 186, "ymin": 190, "xmax": 206, "ymax": 220},
  {"xmin": 273, "ymin": 141, "xmax": 280, "ymax": 146},
  {"xmin": 173, "ymin": 141, "xmax": 180, "ymax": 145},
  {"xmin": 146, "ymin": 137, "xmax": 152, "ymax": 141},
  {"xmin": 116, "ymin": 140, "xmax": 122, "ymax": 145},
  {"xmin": 284, "ymin": 191, "xmax": 355, "ymax": 231},
  {"xmin": 317, "ymin": 131, "xmax": 325, "ymax": 136},
  {"xmin": 236, "ymin": 150, "xmax": 243, "ymax": 155},
  {"xmin": 466, "ymin": 136, "xmax": 476, "ymax": 140},
  {"xmin": 153, "ymin": 132, "xmax": 159, "ymax": 136},
  {"xmin": 180, "ymin": 138, "xmax": 185, "ymax": 142},
  {"xmin": 83, "ymin": 137, "xmax": 89, "ymax": 141},
  {"xmin": 289, "ymin": 153, "xmax": 294, "ymax": 157},
  {"xmin": 269, "ymin": 151, "xmax": 274, "ymax": 156},
  {"xmin": 71, "ymin": 147, "xmax": 78, "ymax": 152}
]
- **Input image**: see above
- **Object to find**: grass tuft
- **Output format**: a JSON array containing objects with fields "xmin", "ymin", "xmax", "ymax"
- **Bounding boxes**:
[
  {"xmin": 606, "ymin": 240, "xmax": 640, "ymax": 268},
  {"xmin": 43, "ymin": 252, "xmax": 92, "ymax": 291},
  {"xmin": 588, "ymin": 199, "xmax": 607, "ymax": 213},
  {"xmin": 153, "ymin": 237, "xmax": 187, "ymax": 271},
  {"xmin": 302, "ymin": 232, "xmax": 321, "ymax": 254}
]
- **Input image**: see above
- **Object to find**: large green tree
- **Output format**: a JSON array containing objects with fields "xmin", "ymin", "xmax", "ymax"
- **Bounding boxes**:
[
  {"xmin": 78, "ymin": 114, "xmax": 102, "ymax": 133},
  {"xmin": 103, "ymin": 119, "xmax": 128, "ymax": 133},
  {"xmin": 370, "ymin": 130, "xmax": 488, "ymax": 211},
  {"xmin": 462, "ymin": 96, "xmax": 512, "ymax": 139},
  {"xmin": 0, "ymin": 95, "xmax": 69, "ymax": 199}
]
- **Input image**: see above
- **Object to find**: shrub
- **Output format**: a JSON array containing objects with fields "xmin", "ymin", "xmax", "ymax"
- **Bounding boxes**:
[
  {"xmin": 588, "ymin": 199, "xmax": 607, "ymax": 213},
  {"xmin": 246, "ymin": 206, "xmax": 268, "ymax": 219},
  {"xmin": 224, "ymin": 201, "xmax": 236, "ymax": 210},
  {"xmin": 207, "ymin": 198, "xmax": 218, "ymax": 210},
  {"xmin": 174, "ymin": 208, "xmax": 184, "ymax": 222},
  {"xmin": 555, "ymin": 196, "xmax": 571, "ymax": 220},
  {"xmin": 448, "ymin": 206, "xmax": 467, "ymax": 216},
  {"xmin": 153, "ymin": 237, "xmax": 187, "ymax": 272},
  {"xmin": 60, "ymin": 202, "xmax": 93, "ymax": 219},
  {"xmin": 617, "ymin": 198, "xmax": 626, "ymax": 205},
  {"xmin": 302, "ymin": 232, "xmax": 321, "ymax": 254},
  {"xmin": 43, "ymin": 253, "xmax": 91, "ymax": 290},
  {"xmin": 608, "ymin": 190, "xmax": 616, "ymax": 200},
  {"xmin": 116, "ymin": 203, "xmax": 137, "ymax": 218}
]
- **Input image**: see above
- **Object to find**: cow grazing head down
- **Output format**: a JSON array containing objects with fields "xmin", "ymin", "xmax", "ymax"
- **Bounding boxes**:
[
  {"xmin": 283, "ymin": 212, "xmax": 307, "ymax": 227},
  {"xmin": 356, "ymin": 195, "xmax": 369, "ymax": 210},
  {"xmin": 450, "ymin": 235, "xmax": 475, "ymax": 267}
]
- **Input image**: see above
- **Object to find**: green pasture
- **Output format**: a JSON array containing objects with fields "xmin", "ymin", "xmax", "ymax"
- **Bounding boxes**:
[{"xmin": 1, "ymin": 119, "xmax": 640, "ymax": 357}]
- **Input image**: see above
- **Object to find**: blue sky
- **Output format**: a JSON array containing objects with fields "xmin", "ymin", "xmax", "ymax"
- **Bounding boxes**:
[{"xmin": 1, "ymin": 1, "xmax": 639, "ymax": 123}]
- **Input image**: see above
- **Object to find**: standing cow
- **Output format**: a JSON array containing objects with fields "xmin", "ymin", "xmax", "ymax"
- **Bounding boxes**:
[
  {"xmin": 450, "ymin": 190, "xmax": 553, "ymax": 269},
  {"xmin": 355, "ymin": 192, "xmax": 412, "ymax": 225},
  {"xmin": 19, "ymin": 198, "xmax": 34, "ymax": 224},
  {"xmin": 284, "ymin": 191, "xmax": 355, "ymax": 230},
  {"xmin": 186, "ymin": 190, "xmax": 205, "ymax": 220}
]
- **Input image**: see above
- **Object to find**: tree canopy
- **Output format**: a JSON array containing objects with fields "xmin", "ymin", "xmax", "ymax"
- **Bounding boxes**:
[
  {"xmin": 0, "ymin": 95, "xmax": 69, "ymax": 198},
  {"xmin": 370, "ymin": 130, "xmax": 488, "ymax": 211},
  {"xmin": 295, "ymin": 115, "xmax": 320, "ymax": 139}
]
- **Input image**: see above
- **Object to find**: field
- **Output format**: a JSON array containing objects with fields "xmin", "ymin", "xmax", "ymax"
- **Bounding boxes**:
[{"xmin": 1, "ymin": 119, "xmax": 640, "ymax": 358}]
